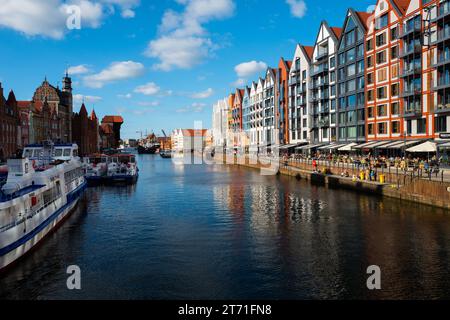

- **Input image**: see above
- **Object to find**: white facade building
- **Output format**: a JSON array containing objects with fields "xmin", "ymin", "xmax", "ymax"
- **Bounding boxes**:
[{"xmin": 211, "ymin": 98, "xmax": 229, "ymax": 149}]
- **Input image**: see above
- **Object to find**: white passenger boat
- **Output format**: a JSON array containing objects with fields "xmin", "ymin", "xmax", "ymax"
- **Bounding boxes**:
[
  {"xmin": 83, "ymin": 154, "xmax": 109, "ymax": 184},
  {"xmin": 106, "ymin": 154, "xmax": 139, "ymax": 184},
  {"xmin": 0, "ymin": 142, "xmax": 87, "ymax": 271}
]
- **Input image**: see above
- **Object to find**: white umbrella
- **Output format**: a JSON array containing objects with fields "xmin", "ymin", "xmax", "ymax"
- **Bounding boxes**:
[{"xmin": 405, "ymin": 141, "xmax": 437, "ymax": 153}]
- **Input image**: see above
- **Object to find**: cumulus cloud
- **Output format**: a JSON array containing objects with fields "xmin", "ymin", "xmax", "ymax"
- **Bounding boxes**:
[
  {"xmin": 286, "ymin": 0, "xmax": 307, "ymax": 18},
  {"xmin": 83, "ymin": 61, "xmax": 145, "ymax": 88},
  {"xmin": 233, "ymin": 60, "xmax": 267, "ymax": 88},
  {"xmin": 0, "ymin": 0, "xmax": 139, "ymax": 39},
  {"xmin": 68, "ymin": 64, "xmax": 91, "ymax": 75},
  {"xmin": 235, "ymin": 61, "xmax": 267, "ymax": 78},
  {"xmin": 191, "ymin": 88, "xmax": 214, "ymax": 99},
  {"xmin": 118, "ymin": 93, "xmax": 132, "ymax": 99},
  {"xmin": 134, "ymin": 82, "xmax": 161, "ymax": 96},
  {"xmin": 145, "ymin": 0, "xmax": 235, "ymax": 71},
  {"xmin": 177, "ymin": 102, "xmax": 206, "ymax": 113},
  {"xmin": 73, "ymin": 94, "xmax": 103, "ymax": 103}
]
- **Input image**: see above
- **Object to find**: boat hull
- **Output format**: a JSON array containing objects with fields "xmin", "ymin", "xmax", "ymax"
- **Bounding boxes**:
[{"xmin": 0, "ymin": 180, "xmax": 87, "ymax": 272}]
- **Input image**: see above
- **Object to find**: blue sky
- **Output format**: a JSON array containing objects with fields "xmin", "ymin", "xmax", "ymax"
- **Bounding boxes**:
[{"xmin": 0, "ymin": 0, "xmax": 374, "ymax": 139}]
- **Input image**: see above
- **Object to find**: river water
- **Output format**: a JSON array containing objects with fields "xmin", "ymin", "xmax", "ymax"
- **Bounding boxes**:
[{"xmin": 1, "ymin": 155, "xmax": 450, "ymax": 299}]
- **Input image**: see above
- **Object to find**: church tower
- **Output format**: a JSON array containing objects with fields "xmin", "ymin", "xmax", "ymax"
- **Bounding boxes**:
[{"xmin": 62, "ymin": 71, "xmax": 73, "ymax": 142}]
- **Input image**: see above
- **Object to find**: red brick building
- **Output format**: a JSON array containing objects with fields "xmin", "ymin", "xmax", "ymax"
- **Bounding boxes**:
[
  {"xmin": 0, "ymin": 83, "xmax": 19, "ymax": 161},
  {"xmin": 72, "ymin": 104, "xmax": 99, "ymax": 156}
]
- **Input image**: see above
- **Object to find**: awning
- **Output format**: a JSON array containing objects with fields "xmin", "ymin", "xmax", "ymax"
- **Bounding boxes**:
[
  {"xmin": 438, "ymin": 141, "xmax": 450, "ymax": 149},
  {"xmin": 406, "ymin": 141, "xmax": 437, "ymax": 153},
  {"xmin": 338, "ymin": 143, "xmax": 358, "ymax": 151},
  {"xmin": 352, "ymin": 141, "xmax": 379, "ymax": 149},
  {"xmin": 279, "ymin": 144, "xmax": 297, "ymax": 150},
  {"xmin": 318, "ymin": 143, "xmax": 345, "ymax": 150},
  {"xmin": 366, "ymin": 141, "xmax": 392, "ymax": 149},
  {"xmin": 388, "ymin": 140, "xmax": 421, "ymax": 150},
  {"xmin": 376, "ymin": 140, "xmax": 403, "ymax": 149},
  {"xmin": 295, "ymin": 143, "xmax": 325, "ymax": 150}
]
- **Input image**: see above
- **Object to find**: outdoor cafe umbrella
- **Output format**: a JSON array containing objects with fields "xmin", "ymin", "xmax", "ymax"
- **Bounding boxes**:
[{"xmin": 406, "ymin": 141, "xmax": 437, "ymax": 160}]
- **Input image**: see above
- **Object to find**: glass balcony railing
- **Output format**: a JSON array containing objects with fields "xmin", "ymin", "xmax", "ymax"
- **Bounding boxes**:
[
  {"xmin": 403, "ymin": 106, "xmax": 422, "ymax": 117},
  {"xmin": 400, "ymin": 43, "xmax": 422, "ymax": 57},
  {"xmin": 401, "ymin": 86, "xmax": 422, "ymax": 97},
  {"xmin": 434, "ymin": 26, "xmax": 450, "ymax": 44},
  {"xmin": 434, "ymin": 76, "xmax": 450, "ymax": 90},
  {"xmin": 433, "ymin": 2, "xmax": 450, "ymax": 21},
  {"xmin": 310, "ymin": 65, "xmax": 329, "ymax": 76},
  {"xmin": 400, "ymin": 64, "xmax": 422, "ymax": 77},
  {"xmin": 434, "ymin": 51, "xmax": 450, "ymax": 67},
  {"xmin": 400, "ymin": 20, "xmax": 422, "ymax": 38}
]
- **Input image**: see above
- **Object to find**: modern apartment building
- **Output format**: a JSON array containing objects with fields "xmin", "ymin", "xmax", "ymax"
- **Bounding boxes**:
[
  {"xmin": 310, "ymin": 21, "xmax": 342, "ymax": 143},
  {"xmin": 263, "ymin": 68, "xmax": 277, "ymax": 146},
  {"xmin": 336, "ymin": 9, "xmax": 371, "ymax": 143},
  {"xmin": 212, "ymin": 98, "xmax": 229, "ymax": 149},
  {"xmin": 288, "ymin": 44, "xmax": 313, "ymax": 144},
  {"xmin": 432, "ymin": 0, "xmax": 450, "ymax": 139},
  {"xmin": 276, "ymin": 58, "xmax": 292, "ymax": 145},
  {"xmin": 365, "ymin": 0, "xmax": 406, "ymax": 142}
]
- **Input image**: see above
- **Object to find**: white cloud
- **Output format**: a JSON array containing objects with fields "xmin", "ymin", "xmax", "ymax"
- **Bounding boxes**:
[
  {"xmin": 137, "ymin": 101, "xmax": 160, "ymax": 107},
  {"xmin": 177, "ymin": 102, "xmax": 206, "ymax": 113},
  {"xmin": 83, "ymin": 61, "xmax": 145, "ymax": 88},
  {"xmin": 145, "ymin": 0, "xmax": 235, "ymax": 71},
  {"xmin": 0, "ymin": 0, "xmax": 139, "ymax": 39},
  {"xmin": 68, "ymin": 64, "xmax": 90, "ymax": 75},
  {"xmin": 118, "ymin": 93, "xmax": 132, "ymax": 99},
  {"xmin": 286, "ymin": 0, "xmax": 307, "ymax": 18},
  {"xmin": 234, "ymin": 61, "xmax": 267, "ymax": 78},
  {"xmin": 232, "ymin": 78, "xmax": 246, "ymax": 87},
  {"xmin": 121, "ymin": 8, "xmax": 135, "ymax": 18},
  {"xmin": 73, "ymin": 94, "xmax": 103, "ymax": 103},
  {"xmin": 191, "ymin": 88, "xmax": 213, "ymax": 99},
  {"xmin": 134, "ymin": 82, "xmax": 161, "ymax": 96}
]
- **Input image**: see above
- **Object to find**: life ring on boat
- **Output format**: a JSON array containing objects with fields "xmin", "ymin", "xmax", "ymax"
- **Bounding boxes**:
[{"xmin": 32, "ymin": 160, "xmax": 37, "ymax": 169}]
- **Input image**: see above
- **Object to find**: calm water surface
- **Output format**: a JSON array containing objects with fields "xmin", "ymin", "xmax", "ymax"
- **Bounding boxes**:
[{"xmin": 1, "ymin": 155, "xmax": 450, "ymax": 299}]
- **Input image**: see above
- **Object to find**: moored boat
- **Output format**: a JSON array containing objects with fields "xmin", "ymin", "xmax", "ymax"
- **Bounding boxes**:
[
  {"xmin": 83, "ymin": 154, "xmax": 109, "ymax": 184},
  {"xmin": 106, "ymin": 154, "xmax": 139, "ymax": 184},
  {"xmin": 0, "ymin": 142, "xmax": 87, "ymax": 271},
  {"xmin": 160, "ymin": 150, "xmax": 173, "ymax": 159}
]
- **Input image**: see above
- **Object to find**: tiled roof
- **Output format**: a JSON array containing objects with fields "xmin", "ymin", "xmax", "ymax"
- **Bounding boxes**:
[
  {"xmin": 391, "ymin": 0, "xmax": 410, "ymax": 14},
  {"xmin": 302, "ymin": 46, "xmax": 314, "ymax": 59},
  {"xmin": 356, "ymin": 11, "xmax": 372, "ymax": 29},
  {"xmin": 331, "ymin": 27, "xmax": 343, "ymax": 38},
  {"xmin": 17, "ymin": 101, "xmax": 32, "ymax": 109},
  {"xmin": 100, "ymin": 123, "xmax": 113, "ymax": 134},
  {"xmin": 102, "ymin": 115, "xmax": 124, "ymax": 123}
]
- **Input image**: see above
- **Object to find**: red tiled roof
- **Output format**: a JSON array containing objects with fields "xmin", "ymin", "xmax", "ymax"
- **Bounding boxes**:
[
  {"xmin": 331, "ymin": 27, "xmax": 343, "ymax": 39},
  {"xmin": 391, "ymin": 0, "xmax": 410, "ymax": 14},
  {"xmin": 17, "ymin": 101, "xmax": 32, "ymax": 109},
  {"xmin": 102, "ymin": 115, "xmax": 124, "ymax": 124},
  {"xmin": 302, "ymin": 46, "xmax": 314, "ymax": 59},
  {"xmin": 356, "ymin": 11, "xmax": 372, "ymax": 29}
]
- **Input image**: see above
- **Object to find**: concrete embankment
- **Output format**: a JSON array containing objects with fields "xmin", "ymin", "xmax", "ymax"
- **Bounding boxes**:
[{"xmin": 216, "ymin": 154, "xmax": 450, "ymax": 210}]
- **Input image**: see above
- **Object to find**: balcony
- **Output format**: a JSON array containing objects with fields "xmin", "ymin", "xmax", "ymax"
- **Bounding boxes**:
[
  {"xmin": 433, "ymin": 53, "xmax": 450, "ymax": 68},
  {"xmin": 317, "ymin": 78, "xmax": 329, "ymax": 87},
  {"xmin": 400, "ymin": 64, "xmax": 422, "ymax": 77},
  {"xmin": 435, "ymin": 103, "xmax": 450, "ymax": 114},
  {"xmin": 315, "ymin": 49, "xmax": 329, "ymax": 62},
  {"xmin": 400, "ymin": 87, "xmax": 422, "ymax": 98},
  {"xmin": 320, "ymin": 105, "xmax": 329, "ymax": 114},
  {"xmin": 433, "ymin": 77, "xmax": 450, "ymax": 90},
  {"xmin": 319, "ymin": 118, "xmax": 330, "ymax": 127},
  {"xmin": 403, "ymin": 107, "xmax": 422, "ymax": 117},
  {"xmin": 433, "ymin": 27, "xmax": 450, "ymax": 44},
  {"xmin": 399, "ymin": 44, "xmax": 422, "ymax": 58},
  {"xmin": 432, "ymin": 3, "xmax": 450, "ymax": 22},
  {"xmin": 399, "ymin": 21, "xmax": 422, "ymax": 38},
  {"xmin": 310, "ymin": 65, "xmax": 329, "ymax": 77}
]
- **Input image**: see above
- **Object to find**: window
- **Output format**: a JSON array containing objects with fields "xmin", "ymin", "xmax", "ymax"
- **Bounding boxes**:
[
  {"xmin": 376, "ymin": 50, "xmax": 386, "ymax": 64},
  {"xmin": 347, "ymin": 63, "xmax": 356, "ymax": 76},
  {"xmin": 391, "ymin": 65, "xmax": 399, "ymax": 78},
  {"xmin": 347, "ymin": 95, "xmax": 356, "ymax": 108},
  {"xmin": 346, "ymin": 48, "xmax": 355, "ymax": 62},
  {"xmin": 356, "ymin": 44, "xmax": 364, "ymax": 58},
  {"xmin": 377, "ymin": 86, "xmax": 387, "ymax": 99},
  {"xmin": 367, "ymin": 55, "xmax": 373, "ymax": 68},
  {"xmin": 339, "ymin": 112, "xmax": 346, "ymax": 124},
  {"xmin": 339, "ymin": 127, "xmax": 346, "ymax": 139},
  {"xmin": 357, "ymin": 60, "xmax": 365, "ymax": 74},
  {"xmin": 376, "ymin": 32, "xmax": 387, "ymax": 46},
  {"xmin": 338, "ymin": 52, "xmax": 345, "ymax": 64},
  {"xmin": 391, "ymin": 102, "xmax": 399, "ymax": 115},
  {"xmin": 357, "ymin": 109, "xmax": 365, "ymax": 121},
  {"xmin": 391, "ymin": 83, "xmax": 399, "ymax": 96},
  {"xmin": 417, "ymin": 118, "xmax": 426, "ymax": 134},
  {"xmin": 357, "ymin": 76, "xmax": 365, "ymax": 90},
  {"xmin": 367, "ymin": 73, "xmax": 374, "ymax": 84},
  {"xmin": 347, "ymin": 110, "xmax": 356, "ymax": 122},
  {"xmin": 391, "ymin": 46, "xmax": 398, "ymax": 59},
  {"xmin": 347, "ymin": 79, "xmax": 356, "ymax": 92},
  {"xmin": 368, "ymin": 106, "xmax": 374, "ymax": 118},
  {"xmin": 368, "ymin": 123, "xmax": 374, "ymax": 135},
  {"xmin": 367, "ymin": 90, "xmax": 374, "ymax": 102},
  {"xmin": 435, "ymin": 115, "xmax": 447, "ymax": 132},
  {"xmin": 377, "ymin": 104, "xmax": 387, "ymax": 117},
  {"xmin": 330, "ymin": 56, "xmax": 336, "ymax": 68},
  {"xmin": 392, "ymin": 121, "xmax": 400, "ymax": 134},
  {"xmin": 378, "ymin": 122, "xmax": 387, "ymax": 134},
  {"xmin": 347, "ymin": 126, "xmax": 357, "ymax": 138},
  {"xmin": 366, "ymin": 39, "xmax": 373, "ymax": 51},
  {"xmin": 378, "ymin": 68, "xmax": 387, "ymax": 82},
  {"xmin": 346, "ymin": 30, "xmax": 355, "ymax": 46},
  {"xmin": 391, "ymin": 27, "xmax": 398, "ymax": 40},
  {"xmin": 377, "ymin": 14, "xmax": 388, "ymax": 30}
]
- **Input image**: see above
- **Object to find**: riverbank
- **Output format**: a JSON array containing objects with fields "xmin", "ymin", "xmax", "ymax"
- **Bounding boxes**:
[{"xmin": 215, "ymin": 153, "xmax": 450, "ymax": 210}]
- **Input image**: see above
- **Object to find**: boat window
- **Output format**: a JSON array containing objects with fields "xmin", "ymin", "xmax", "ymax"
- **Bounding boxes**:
[
  {"xmin": 32, "ymin": 149, "xmax": 41, "ymax": 158},
  {"xmin": 63, "ymin": 149, "xmax": 71, "ymax": 157},
  {"xmin": 54, "ymin": 149, "xmax": 63, "ymax": 157},
  {"xmin": 23, "ymin": 149, "xmax": 32, "ymax": 158}
]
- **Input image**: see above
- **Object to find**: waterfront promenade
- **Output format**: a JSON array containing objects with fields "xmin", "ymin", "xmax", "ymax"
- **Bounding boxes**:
[{"xmin": 214, "ymin": 153, "xmax": 450, "ymax": 210}]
